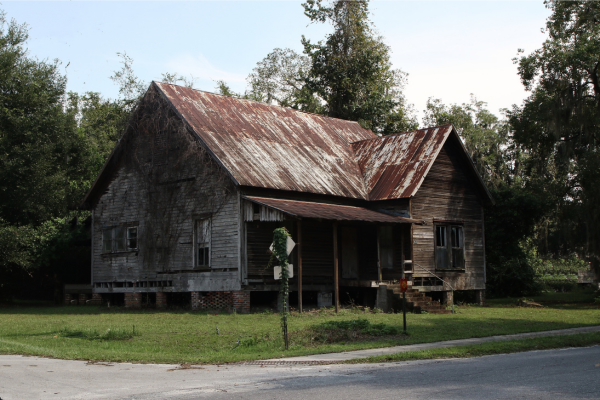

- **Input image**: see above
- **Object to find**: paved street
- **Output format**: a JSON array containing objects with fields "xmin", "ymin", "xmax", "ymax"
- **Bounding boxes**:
[{"xmin": 1, "ymin": 346, "xmax": 599, "ymax": 399}]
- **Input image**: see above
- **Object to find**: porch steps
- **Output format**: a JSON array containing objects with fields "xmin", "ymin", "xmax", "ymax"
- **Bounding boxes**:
[{"xmin": 386, "ymin": 285, "xmax": 452, "ymax": 315}]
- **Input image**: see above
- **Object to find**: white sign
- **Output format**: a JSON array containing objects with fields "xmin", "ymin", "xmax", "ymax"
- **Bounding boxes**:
[
  {"xmin": 269, "ymin": 237, "xmax": 296, "ymax": 256},
  {"xmin": 274, "ymin": 264, "xmax": 294, "ymax": 280}
]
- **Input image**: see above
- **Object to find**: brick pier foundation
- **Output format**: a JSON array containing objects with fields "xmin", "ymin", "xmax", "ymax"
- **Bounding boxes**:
[
  {"xmin": 475, "ymin": 289, "xmax": 486, "ymax": 305},
  {"xmin": 191, "ymin": 291, "xmax": 250, "ymax": 313},
  {"xmin": 90, "ymin": 293, "xmax": 102, "ymax": 305},
  {"xmin": 156, "ymin": 292, "xmax": 167, "ymax": 309},
  {"xmin": 443, "ymin": 291, "xmax": 454, "ymax": 306},
  {"xmin": 124, "ymin": 292, "xmax": 142, "ymax": 309},
  {"xmin": 232, "ymin": 291, "xmax": 250, "ymax": 314}
]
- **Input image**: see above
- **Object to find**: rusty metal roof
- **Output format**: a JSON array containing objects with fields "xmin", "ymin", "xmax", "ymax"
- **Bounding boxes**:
[
  {"xmin": 244, "ymin": 196, "xmax": 420, "ymax": 224},
  {"xmin": 155, "ymin": 82, "xmax": 375, "ymax": 199},
  {"xmin": 352, "ymin": 125, "xmax": 454, "ymax": 201}
]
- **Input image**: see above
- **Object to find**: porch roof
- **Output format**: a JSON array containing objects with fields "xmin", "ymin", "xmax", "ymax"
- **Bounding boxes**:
[{"xmin": 243, "ymin": 196, "xmax": 420, "ymax": 224}]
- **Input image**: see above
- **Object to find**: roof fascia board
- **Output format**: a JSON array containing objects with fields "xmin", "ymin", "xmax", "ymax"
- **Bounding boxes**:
[
  {"xmin": 406, "ymin": 125, "xmax": 454, "ymax": 198},
  {"xmin": 241, "ymin": 196, "xmax": 299, "ymax": 218}
]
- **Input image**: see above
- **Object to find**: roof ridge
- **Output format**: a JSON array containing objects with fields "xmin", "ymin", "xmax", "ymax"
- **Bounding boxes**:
[
  {"xmin": 153, "ymin": 81, "xmax": 374, "ymax": 130},
  {"xmin": 350, "ymin": 124, "xmax": 454, "ymax": 145}
]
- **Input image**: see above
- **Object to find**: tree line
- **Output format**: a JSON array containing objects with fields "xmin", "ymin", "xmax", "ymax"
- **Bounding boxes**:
[{"xmin": 0, "ymin": 0, "xmax": 598, "ymax": 301}]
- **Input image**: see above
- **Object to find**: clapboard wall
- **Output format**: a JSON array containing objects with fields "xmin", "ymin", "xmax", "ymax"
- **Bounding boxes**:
[
  {"xmin": 411, "ymin": 138, "xmax": 485, "ymax": 291},
  {"xmin": 91, "ymin": 134, "xmax": 241, "ymax": 293}
]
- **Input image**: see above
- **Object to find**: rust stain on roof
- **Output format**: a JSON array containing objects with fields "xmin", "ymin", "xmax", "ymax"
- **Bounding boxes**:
[
  {"xmin": 352, "ymin": 125, "xmax": 453, "ymax": 201},
  {"xmin": 155, "ymin": 82, "xmax": 376, "ymax": 200},
  {"xmin": 244, "ymin": 196, "xmax": 420, "ymax": 224}
]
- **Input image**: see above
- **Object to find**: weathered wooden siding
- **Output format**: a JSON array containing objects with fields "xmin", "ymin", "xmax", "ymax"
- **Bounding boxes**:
[
  {"xmin": 92, "ymin": 134, "xmax": 241, "ymax": 293},
  {"xmin": 411, "ymin": 139, "xmax": 485, "ymax": 291},
  {"xmin": 245, "ymin": 219, "xmax": 337, "ymax": 287}
]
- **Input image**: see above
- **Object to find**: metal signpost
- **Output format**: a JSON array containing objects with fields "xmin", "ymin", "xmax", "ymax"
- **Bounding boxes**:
[{"xmin": 400, "ymin": 278, "xmax": 408, "ymax": 334}]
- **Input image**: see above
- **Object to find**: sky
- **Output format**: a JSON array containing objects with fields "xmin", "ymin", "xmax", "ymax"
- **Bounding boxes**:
[{"xmin": 3, "ymin": 1, "xmax": 552, "ymax": 123}]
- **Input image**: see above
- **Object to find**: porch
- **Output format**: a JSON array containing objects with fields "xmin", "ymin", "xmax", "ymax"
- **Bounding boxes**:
[{"xmin": 242, "ymin": 196, "xmax": 423, "ymax": 311}]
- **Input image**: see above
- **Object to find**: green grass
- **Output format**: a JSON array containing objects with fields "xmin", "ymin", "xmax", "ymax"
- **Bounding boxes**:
[
  {"xmin": 486, "ymin": 286, "xmax": 598, "ymax": 306},
  {"xmin": 0, "ymin": 297, "xmax": 598, "ymax": 364},
  {"xmin": 345, "ymin": 332, "xmax": 600, "ymax": 364}
]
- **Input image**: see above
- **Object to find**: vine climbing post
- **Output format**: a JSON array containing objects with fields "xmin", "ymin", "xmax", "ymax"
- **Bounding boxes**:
[{"xmin": 272, "ymin": 227, "xmax": 291, "ymax": 350}]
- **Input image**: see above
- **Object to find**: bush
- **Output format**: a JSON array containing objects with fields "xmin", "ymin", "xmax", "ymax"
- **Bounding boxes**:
[
  {"xmin": 58, "ymin": 327, "xmax": 138, "ymax": 341},
  {"xmin": 316, "ymin": 319, "xmax": 400, "ymax": 336},
  {"xmin": 532, "ymin": 254, "xmax": 587, "ymax": 292}
]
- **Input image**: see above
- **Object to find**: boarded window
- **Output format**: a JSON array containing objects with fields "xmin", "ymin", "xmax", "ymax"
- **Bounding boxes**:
[
  {"xmin": 102, "ymin": 230, "xmax": 112, "ymax": 252},
  {"xmin": 195, "ymin": 218, "xmax": 211, "ymax": 268},
  {"xmin": 451, "ymin": 226, "xmax": 464, "ymax": 269},
  {"xmin": 435, "ymin": 224, "xmax": 464, "ymax": 269}
]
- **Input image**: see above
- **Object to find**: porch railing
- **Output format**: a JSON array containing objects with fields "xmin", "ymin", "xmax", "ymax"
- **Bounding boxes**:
[{"xmin": 410, "ymin": 262, "xmax": 455, "ymax": 314}]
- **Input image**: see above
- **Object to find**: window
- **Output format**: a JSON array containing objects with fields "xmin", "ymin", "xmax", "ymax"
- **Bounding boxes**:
[
  {"xmin": 434, "ymin": 224, "xmax": 464, "ymax": 269},
  {"xmin": 126, "ymin": 227, "xmax": 138, "ymax": 250},
  {"xmin": 102, "ymin": 225, "xmax": 138, "ymax": 253},
  {"xmin": 194, "ymin": 218, "xmax": 211, "ymax": 268}
]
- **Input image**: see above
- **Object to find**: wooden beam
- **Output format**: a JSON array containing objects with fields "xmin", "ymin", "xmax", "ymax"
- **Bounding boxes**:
[
  {"xmin": 333, "ymin": 221, "xmax": 339, "ymax": 313},
  {"xmin": 376, "ymin": 227, "xmax": 382, "ymax": 282},
  {"xmin": 297, "ymin": 219, "xmax": 303, "ymax": 313}
]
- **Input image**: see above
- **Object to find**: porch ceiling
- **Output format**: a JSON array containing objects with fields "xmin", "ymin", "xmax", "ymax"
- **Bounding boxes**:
[{"xmin": 243, "ymin": 196, "xmax": 420, "ymax": 224}]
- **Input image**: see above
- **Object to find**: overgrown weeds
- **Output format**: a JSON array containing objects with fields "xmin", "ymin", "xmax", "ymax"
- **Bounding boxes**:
[
  {"xmin": 58, "ymin": 327, "xmax": 138, "ymax": 341},
  {"xmin": 289, "ymin": 319, "xmax": 406, "ymax": 346}
]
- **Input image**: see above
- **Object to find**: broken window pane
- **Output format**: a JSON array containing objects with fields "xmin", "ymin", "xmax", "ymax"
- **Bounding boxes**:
[
  {"xmin": 436, "ymin": 225, "xmax": 446, "ymax": 247},
  {"xmin": 451, "ymin": 226, "xmax": 462, "ymax": 248},
  {"xmin": 127, "ymin": 227, "xmax": 138, "ymax": 250}
]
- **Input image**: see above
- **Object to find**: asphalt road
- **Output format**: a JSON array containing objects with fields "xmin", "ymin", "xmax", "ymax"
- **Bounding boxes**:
[{"xmin": 1, "ymin": 346, "xmax": 599, "ymax": 399}]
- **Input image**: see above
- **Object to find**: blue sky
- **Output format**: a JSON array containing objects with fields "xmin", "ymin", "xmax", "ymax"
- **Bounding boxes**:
[{"xmin": 4, "ymin": 1, "xmax": 551, "ymax": 122}]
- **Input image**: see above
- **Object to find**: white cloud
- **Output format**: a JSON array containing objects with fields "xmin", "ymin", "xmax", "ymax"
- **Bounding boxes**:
[{"xmin": 165, "ymin": 53, "xmax": 246, "ymax": 84}]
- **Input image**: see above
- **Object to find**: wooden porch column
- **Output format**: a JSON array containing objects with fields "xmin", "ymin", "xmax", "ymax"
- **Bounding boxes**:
[
  {"xmin": 297, "ymin": 220, "xmax": 303, "ymax": 313},
  {"xmin": 333, "ymin": 221, "xmax": 339, "ymax": 313}
]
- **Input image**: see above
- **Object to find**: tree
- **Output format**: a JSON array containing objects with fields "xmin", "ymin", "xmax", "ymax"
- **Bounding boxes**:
[
  {"xmin": 422, "ymin": 96, "xmax": 545, "ymax": 296},
  {"xmin": 109, "ymin": 52, "xmax": 146, "ymax": 112},
  {"xmin": 246, "ymin": 48, "xmax": 323, "ymax": 112},
  {"xmin": 0, "ymin": 10, "xmax": 97, "ymax": 300},
  {"xmin": 301, "ymin": 0, "xmax": 416, "ymax": 133},
  {"xmin": 484, "ymin": 186, "xmax": 548, "ymax": 297},
  {"xmin": 510, "ymin": 0, "xmax": 600, "ymax": 272},
  {"xmin": 423, "ymin": 96, "xmax": 512, "ymax": 189}
]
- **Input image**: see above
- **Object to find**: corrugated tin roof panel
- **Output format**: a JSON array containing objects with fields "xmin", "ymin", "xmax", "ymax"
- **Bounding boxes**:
[
  {"xmin": 352, "ymin": 125, "xmax": 454, "ymax": 201},
  {"xmin": 155, "ymin": 82, "xmax": 376, "ymax": 199},
  {"xmin": 244, "ymin": 196, "xmax": 419, "ymax": 224}
]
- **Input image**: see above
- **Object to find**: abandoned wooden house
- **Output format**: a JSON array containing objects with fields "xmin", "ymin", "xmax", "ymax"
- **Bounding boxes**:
[{"xmin": 80, "ymin": 82, "xmax": 494, "ymax": 313}]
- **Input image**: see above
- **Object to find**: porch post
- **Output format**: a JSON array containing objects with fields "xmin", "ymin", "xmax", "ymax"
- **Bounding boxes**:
[
  {"xmin": 297, "ymin": 219, "xmax": 303, "ymax": 313},
  {"xmin": 333, "ymin": 221, "xmax": 339, "ymax": 313}
]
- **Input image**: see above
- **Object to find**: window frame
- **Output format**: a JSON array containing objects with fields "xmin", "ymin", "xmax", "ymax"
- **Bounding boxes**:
[
  {"xmin": 434, "ymin": 222, "xmax": 465, "ymax": 270},
  {"xmin": 102, "ymin": 224, "xmax": 139, "ymax": 254},
  {"xmin": 194, "ymin": 218, "xmax": 211, "ymax": 269}
]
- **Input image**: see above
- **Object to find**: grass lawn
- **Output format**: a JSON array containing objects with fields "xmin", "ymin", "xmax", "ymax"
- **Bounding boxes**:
[
  {"xmin": 0, "ymin": 291, "xmax": 598, "ymax": 365},
  {"xmin": 345, "ymin": 332, "xmax": 600, "ymax": 364}
]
